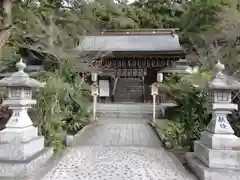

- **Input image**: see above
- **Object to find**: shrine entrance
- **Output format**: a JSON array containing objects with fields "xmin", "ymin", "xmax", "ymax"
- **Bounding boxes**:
[
  {"xmin": 81, "ymin": 29, "xmax": 185, "ymax": 103},
  {"xmin": 108, "ymin": 68, "xmax": 158, "ymax": 103},
  {"xmin": 114, "ymin": 77, "xmax": 144, "ymax": 103}
]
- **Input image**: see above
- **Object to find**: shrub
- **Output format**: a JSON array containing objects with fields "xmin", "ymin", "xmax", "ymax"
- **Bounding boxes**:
[
  {"xmin": 34, "ymin": 63, "xmax": 91, "ymax": 152},
  {"xmin": 160, "ymin": 74, "xmax": 212, "ymax": 151}
]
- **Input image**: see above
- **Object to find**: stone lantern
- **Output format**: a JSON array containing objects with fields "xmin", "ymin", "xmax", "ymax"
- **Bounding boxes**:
[
  {"xmin": 157, "ymin": 72, "xmax": 163, "ymax": 83},
  {"xmin": 91, "ymin": 82, "xmax": 99, "ymax": 121},
  {"xmin": 0, "ymin": 59, "xmax": 53, "ymax": 177},
  {"xmin": 150, "ymin": 82, "xmax": 159, "ymax": 125},
  {"xmin": 91, "ymin": 72, "xmax": 98, "ymax": 82},
  {"xmin": 186, "ymin": 60, "xmax": 240, "ymax": 180},
  {"xmin": 91, "ymin": 82, "xmax": 99, "ymax": 96},
  {"xmin": 150, "ymin": 82, "xmax": 158, "ymax": 96}
]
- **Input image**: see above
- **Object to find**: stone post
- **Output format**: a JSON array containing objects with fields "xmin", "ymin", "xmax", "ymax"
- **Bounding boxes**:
[
  {"xmin": 0, "ymin": 59, "xmax": 53, "ymax": 177},
  {"xmin": 153, "ymin": 95, "xmax": 156, "ymax": 122},
  {"xmin": 150, "ymin": 83, "xmax": 158, "ymax": 125},
  {"xmin": 91, "ymin": 83, "xmax": 99, "ymax": 121},
  {"xmin": 186, "ymin": 61, "xmax": 240, "ymax": 180}
]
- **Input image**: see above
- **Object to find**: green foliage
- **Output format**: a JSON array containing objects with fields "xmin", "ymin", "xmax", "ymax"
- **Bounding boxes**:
[
  {"xmin": 231, "ymin": 118, "xmax": 240, "ymax": 137},
  {"xmin": 160, "ymin": 74, "xmax": 212, "ymax": 150},
  {"xmin": 34, "ymin": 63, "xmax": 91, "ymax": 151},
  {"xmin": 230, "ymin": 94, "xmax": 240, "ymax": 137},
  {"xmin": 160, "ymin": 121, "xmax": 187, "ymax": 149}
]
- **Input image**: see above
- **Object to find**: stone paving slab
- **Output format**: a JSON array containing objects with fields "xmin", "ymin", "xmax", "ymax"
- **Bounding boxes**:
[
  {"xmin": 73, "ymin": 123, "xmax": 161, "ymax": 148},
  {"xmin": 41, "ymin": 147, "xmax": 196, "ymax": 180},
  {"xmin": 96, "ymin": 118, "xmax": 149, "ymax": 124}
]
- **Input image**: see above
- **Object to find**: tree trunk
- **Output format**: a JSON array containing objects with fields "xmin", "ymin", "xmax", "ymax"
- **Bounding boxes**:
[{"xmin": 0, "ymin": 0, "xmax": 12, "ymax": 54}]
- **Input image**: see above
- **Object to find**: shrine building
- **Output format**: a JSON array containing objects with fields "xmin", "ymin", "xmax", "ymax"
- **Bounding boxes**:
[{"xmin": 79, "ymin": 29, "xmax": 186, "ymax": 103}]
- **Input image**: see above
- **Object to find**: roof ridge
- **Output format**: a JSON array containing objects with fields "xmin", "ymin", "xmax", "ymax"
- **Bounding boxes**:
[{"xmin": 93, "ymin": 31, "xmax": 176, "ymax": 36}]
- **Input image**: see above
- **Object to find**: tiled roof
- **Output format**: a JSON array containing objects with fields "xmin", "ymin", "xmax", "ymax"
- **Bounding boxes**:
[{"xmin": 78, "ymin": 32, "xmax": 183, "ymax": 52}]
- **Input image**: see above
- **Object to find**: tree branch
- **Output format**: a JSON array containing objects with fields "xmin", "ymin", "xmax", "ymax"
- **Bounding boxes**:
[{"xmin": 0, "ymin": 24, "xmax": 12, "ymax": 32}]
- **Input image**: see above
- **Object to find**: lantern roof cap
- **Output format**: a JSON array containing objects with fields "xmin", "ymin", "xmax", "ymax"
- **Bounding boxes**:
[
  {"xmin": 149, "ymin": 82, "xmax": 158, "ymax": 87},
  {"xmin": 208, "ymin": 61, "xmax": 240, "ymax": 90},
  {"xmin": 0, "ymin": 58, "xmax": 45, "ymax": 88},
  {"xmin": 91, "ymin": 82, "xmax": 99, "ymax": 87}
]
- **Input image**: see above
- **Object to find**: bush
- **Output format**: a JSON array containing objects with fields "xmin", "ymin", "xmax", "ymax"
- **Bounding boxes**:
[
  {"xmin": 161, "ymin": 121, "xmax": 186, "ymax": 149},
  {"xmin": 34, "ymin": 63, "xmax": 91, "ymax": 152},
  {"xmin": 160, "ymin": 74, "xmax": 212, "ymax": 151},
  {"xmin": 229, "ymin": 92, "xmax": 240, "ymax": 137}
]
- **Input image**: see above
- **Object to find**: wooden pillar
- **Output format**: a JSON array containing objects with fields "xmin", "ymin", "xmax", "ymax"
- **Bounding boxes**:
[{"xmin": 142, "ymin": 76, "xmax": 145, "ymax": 103}]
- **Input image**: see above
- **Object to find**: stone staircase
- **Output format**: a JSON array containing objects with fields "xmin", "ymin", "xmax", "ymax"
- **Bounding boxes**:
[
  {"xmin": 114, "ymin": 78, "xmax": 143, "ymax": 102},
  {"xmin": 96, "ymin": 103, "xmax": 162, "ymax": 120}
]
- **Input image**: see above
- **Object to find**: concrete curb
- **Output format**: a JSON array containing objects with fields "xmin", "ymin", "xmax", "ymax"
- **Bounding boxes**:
[
  {"xmin": 64, "ymin": 115, "xmax": 99, "ymax": 146},
  {"xmin": 149, "ymin": 120, "xmax": 197, "ymax": 180},
  {"xmin": 166, "ymin": 151, "xmax": 197, "ymax": 180},
  {"xmin": 74, "ymin": 123, "xmax": 94, "ymax": 138},
  {"xmin": 69, "ymin": 121, "xmax": 99, "ymax": 146},
  {"xmin": 31, "ymin": 123, "xmax": 97, "ymax": 180}
]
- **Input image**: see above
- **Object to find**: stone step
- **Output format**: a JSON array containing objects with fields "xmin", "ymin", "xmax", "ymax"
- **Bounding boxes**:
[
  {"xmin": 97, "ymin": 118, "xmax": 148, "ymax": 124},
  {"xmin": 97, "ymin": 104, "xmax": 157, "ymax": 109},
  {"xmin": 96, "ymin": 108, "xmax": 155, "ymax": 112},
  {"xmin": 96, "ymin": 109, "xmax": 156, "ymax": 113},
  {"xmin": 117, "ymin": 88, "xmax": 142, "ymax": 92},
  {"xmin": 115, "ymin": 93, "xmax": 142, "ymax": 96},
  {"xmin": 96, "ymin": 111, "xmax": 156, "ymax": 115},
  {"xmin": 96, "ymin": 115, "xmax": 158, "ymax": 119},
  {"xmin": 96, "ymin": 109, "xmax": 154, "ymax": 113},
  {"xmin": 116, "ymin": 88, "xmax": 142, "ymax": 91},
  {"xmin": 96, "ymin": 112, "xmax": 161, "ymax": 116},
  {"xmin": 96, "ymin": 103, "xmax": 162, "ymax": 119},
  {"xmin": 97, "ymin": 115, "xmax": 152, "ymax": 119},
  {"xmin": 114, "ymin": 79, "xmax": 143, "ymax": 102}
]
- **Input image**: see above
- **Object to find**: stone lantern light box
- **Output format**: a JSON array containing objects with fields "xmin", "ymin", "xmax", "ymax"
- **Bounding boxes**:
[
  {"xmin": 150, "ymin": 82, "xmax": 158, "ymax": 96},
  {"xmin": 207, "ymin": 60, "xmax": 240, "ymax": 106},
  {"xmin": 91, "ymin": 72, "xmax": 98, "ymax": 82},
  {"xmin": 157, "ymin": 72, "xmax": 163, "ymax": 83},
  {"xmin": 9, "ymin": 87, "xmax": 32, "ymax": 100},
  {"xmin": 91, "ymin": 82, "xmax": 99, "ymax": 96}
]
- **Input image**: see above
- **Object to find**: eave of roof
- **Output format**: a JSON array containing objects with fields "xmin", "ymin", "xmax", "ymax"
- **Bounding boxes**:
[{"xmin": 78, "ymin": 30, "xmax": 184, "ymax": 53}]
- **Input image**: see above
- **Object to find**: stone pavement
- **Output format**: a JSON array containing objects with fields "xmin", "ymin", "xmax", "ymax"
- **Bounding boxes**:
[
  {"xmin": 40, "ymin": 119, "xmax": 197, "ymax": 180},
  {"xmin": 73, "ymin": 123, "xmax": 161, "ymax": 148}
]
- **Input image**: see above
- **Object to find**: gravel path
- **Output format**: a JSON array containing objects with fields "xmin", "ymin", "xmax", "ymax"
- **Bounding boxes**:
[{"xmin": 40, "ymin": 119, "xmax": 197, "ymax": 180}]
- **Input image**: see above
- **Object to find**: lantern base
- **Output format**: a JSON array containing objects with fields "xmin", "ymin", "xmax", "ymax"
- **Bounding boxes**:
[
  {"xmin": 0, "ymin": 125, "xmax": 38, "ymax": 143},
  {"xmin": 0, "ymin": 136, "xmax": 45, "ymax": 161},
  {"xmin": 186, "ymin": 152, "xmax": 240, "ymax": 180},
  {"xmin": 0, "ymin": 147, "xmax": 53, "ymax": 177},
  {"xmin": 0, "ymin": 125, "xmax": 53, "ymax": 177},
  {"xmin": 194, "ymin": 141, "xmax": 240, "ymax": 169},
  {"xmin": 200, "ymin": 130, "xmax": 240, "ymax": 150}
]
